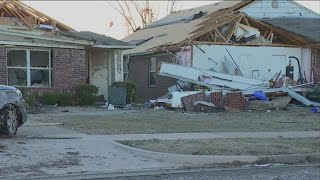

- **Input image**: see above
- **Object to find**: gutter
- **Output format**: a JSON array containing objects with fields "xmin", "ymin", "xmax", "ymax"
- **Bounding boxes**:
[
  {"xmin": 0, "ymin": 29, "xmax": 94, "ymax": 45},
  {"xmin": 92, "ymin": 44, "xmax": 135, "ymax": 49},
  {"xmin": 123, "ymin": 50, "xmax": 155, "ymax": 57},
  {"xmin": 0, "ymin": 40, "xmax": 85, "ymax": 49}
]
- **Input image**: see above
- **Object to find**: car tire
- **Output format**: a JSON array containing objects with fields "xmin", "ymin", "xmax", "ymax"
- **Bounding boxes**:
[{"xmin": 1, "ymin": 105, "xmax": 19, "ymax": 136}]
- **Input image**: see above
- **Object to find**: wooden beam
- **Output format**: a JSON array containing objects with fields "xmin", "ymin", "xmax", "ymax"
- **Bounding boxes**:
[
  {"xmin": 245, "ymin": 15, "xmax": 311, "ymax": 45},
  {"xmin": 270, "ymin": 33, "xmax": 274, "ymax": 43},
  {"xmin": 190, "ymin": 13, "xmax": 242, "ymax": 40},
  {"xmin": 266, "ymin": 30, "xmax": 273, "ymax": 40},
  {"xmin": 2, "ymin": 7, "xmax": 12, "ymax": 16},
  {"xmin": 0, "ymin": 2, "xmax": 7, "ymax": 10},
  {"xmin": 263, "ymin": 30, "xmax": 269, "ymax": 38},
  {"xmin": 242, "ymin": 16, "xmax": 251, "ymax": 26},
  {"xmin": 226, "ymin": 15, "xmax": 243, "ymax": 42},
  {"xmin": 214, "ymin": 27, "xmax": 227, "ymax": 42},
  {"xmin": 5, "ymin": 3, "xmax": 33, "ymax": 29},
  {"xmin": 209, "ymin": 31, "xmax": 215, "ymax": 41},
  {"xmin": 192, "ymin": 41, "xmax": 302, "ymax": 48}
]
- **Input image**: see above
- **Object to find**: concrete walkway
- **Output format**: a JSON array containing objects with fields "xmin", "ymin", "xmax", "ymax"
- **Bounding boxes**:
[{"xmin": 96, "ymin": 131, "xmax": 320, "ymax": 141}]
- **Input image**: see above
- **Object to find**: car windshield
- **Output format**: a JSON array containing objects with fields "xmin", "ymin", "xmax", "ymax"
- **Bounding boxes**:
[{"xmin": 1, "ymin": 0, "xmax": 320, "ymax": 179}]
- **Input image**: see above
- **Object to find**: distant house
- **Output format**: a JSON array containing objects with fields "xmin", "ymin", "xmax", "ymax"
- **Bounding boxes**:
[
  {"xmin": 0, "ymin": 0, "xmax": 133, "ymax": 100},
  {"xmin": 122, "ymin": 0, "xmax": 320, "ymax": 102}
]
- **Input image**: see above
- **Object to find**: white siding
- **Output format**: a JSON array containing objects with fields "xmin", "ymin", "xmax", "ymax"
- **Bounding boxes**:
[
  {"xmin": 241, "ymin": 0, "xmax": 320, "ymax": 19},
  {"xmin": 192, "ymin": 45, "xmax": 311, "ymax": 82}
]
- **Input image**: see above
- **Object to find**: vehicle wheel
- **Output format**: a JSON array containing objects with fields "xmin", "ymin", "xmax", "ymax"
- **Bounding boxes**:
[{"xmin": 1, "ymin": 105, "xmax": 19, "ymax": 136}]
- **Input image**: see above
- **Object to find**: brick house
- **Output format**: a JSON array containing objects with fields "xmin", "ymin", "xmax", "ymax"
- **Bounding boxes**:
[
  {"xmin": 0, "ymin": 1, "xmax": 132, "ymax": 100},
  {"xmin": 122, "ymin": 0, "xmax": 320, "ymax": 102}
]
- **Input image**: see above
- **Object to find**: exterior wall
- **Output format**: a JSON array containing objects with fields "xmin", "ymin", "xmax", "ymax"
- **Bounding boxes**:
[
  {"xmin": 128, "ymin": 54, "xmax": 176, "ymax": 102},
  {"xmin": 51, "ymin": 48, "xmax": 87, "ymax": 90},
  {"xmin": 0, "ymin": 47, "xmax": 7, "ymax": 85},
  {"xmin": 89, "ymin": 48, "xmax": 109, "ymax": 99},
  {"xmin": 193, "ymin": 45, "xmax": 310, "ymax": 82},
  {"xmin": 242, "ymin": 0, "xmax": 320, "ymax": 19},
  {"xmin": 0, "ymin": 46, "xmax": 87, "ymax": 96},
  {"xmin": 114, "ymin": 49, "xmax": 124, "ymax": 82},
  {"xmin": 312, "ymin": 49, "xmax": 320, "ymax": 84}
]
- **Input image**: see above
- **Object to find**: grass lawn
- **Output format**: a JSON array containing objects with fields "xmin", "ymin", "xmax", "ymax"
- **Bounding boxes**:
[
  {"xmin": 36, "ymin": 106, "xmax": 320, "ymax": 135},
  {"xmin": 119, "ymin": 138, "xmax": 320, "ymax": 156}
]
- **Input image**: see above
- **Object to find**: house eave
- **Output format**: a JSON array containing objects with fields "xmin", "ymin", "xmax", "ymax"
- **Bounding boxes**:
[
  {"xmin": 0, "ymin": 40, "xmax": 85, "ymax": 49},
  {"xmin": 92, "ymin": 44, "xmax": 135, "ymax": 49},
  {"xmin": 0, "ymin": 28, "xmax": 94, "ymax": 45}
]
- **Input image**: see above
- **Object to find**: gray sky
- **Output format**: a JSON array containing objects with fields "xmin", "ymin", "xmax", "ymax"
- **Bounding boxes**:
[{"xmin": 23, "ymin": 1, "xmax": 320, "ymax": 39}]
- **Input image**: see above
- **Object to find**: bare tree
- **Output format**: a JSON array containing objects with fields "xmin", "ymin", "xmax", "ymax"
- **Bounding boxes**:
[{"xmin": 111, "ymin": 0, "xmax": 179, "ymax": 34}]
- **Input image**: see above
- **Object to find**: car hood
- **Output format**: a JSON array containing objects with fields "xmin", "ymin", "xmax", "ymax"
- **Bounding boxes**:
[{"xmin": 0, "ymin": 85, "xmax": 17, "ymax": 91}]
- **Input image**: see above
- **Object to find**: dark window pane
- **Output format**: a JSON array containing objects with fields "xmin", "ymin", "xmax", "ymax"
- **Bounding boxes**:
[
  {"xmin": 8, "ymin": 68, "xmax": 27, "ymax": 86},
  {"xmin": 30, "ymin": 51, "xmax": 49, "ymax": 68},
  {"xmin": 7, "ymin": 50, "xmax": 26, "ymax": 67},
  {"xmin": 149, "ymin": 72, "xmax": 156, "ymax": 86},
  {"xmin": 31, "ymin": 69, "xmax": 49, "ymax": 86}
]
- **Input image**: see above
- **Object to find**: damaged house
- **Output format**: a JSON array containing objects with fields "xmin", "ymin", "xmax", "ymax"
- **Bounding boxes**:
[
  {"xmin": 122, "ymin": 0, "xmax": 320, "ymax": 102},
  {"xmin": 0, "ymin": 0, "xmax": 132, "ymax": 100}
]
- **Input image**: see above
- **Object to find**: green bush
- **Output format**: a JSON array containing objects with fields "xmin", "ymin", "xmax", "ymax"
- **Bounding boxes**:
[
  {"xmin": 43, "ymin": 93, "xmax": 72, "ymax": 106},
  {"xmin": 111, "ymin": 81, "xmax": 137, "ymax": 103},
  {"xmin": 43, "ymin": 94, "xmax": 56, "ymax": 105},
  {"xmin": 75, "ymin": 84, "xmax": 99, "ymax": 105}
]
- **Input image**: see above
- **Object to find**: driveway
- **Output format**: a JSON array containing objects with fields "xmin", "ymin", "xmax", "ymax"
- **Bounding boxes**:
[{"xmin": 0, "ymin": 116, "xmax": 174, "ymax": 179}]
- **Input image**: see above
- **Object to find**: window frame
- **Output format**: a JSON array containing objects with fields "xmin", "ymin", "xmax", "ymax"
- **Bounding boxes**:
[
  {"xmin": 6, "ymin": 48, "xmax": 52, "ymax": 88},
  {"xmin": 148, "ymin": 57, "xmax": 157, "ymax": 87}
]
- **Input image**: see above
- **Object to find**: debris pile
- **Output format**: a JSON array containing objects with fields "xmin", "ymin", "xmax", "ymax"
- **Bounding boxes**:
[{"xmin": 146, "ymin": 61, "xmax": 320, "ymax": 113}]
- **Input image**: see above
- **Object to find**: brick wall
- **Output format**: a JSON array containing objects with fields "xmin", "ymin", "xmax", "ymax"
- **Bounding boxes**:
[
  {"xmin": 0, "ymin": 46, "xmax": 86, "ymax": 96},
  {"xmin": 0, "ymin": 47, "xmax": 7, "ymax": 85},
  {"xmin": 128, "ymin": 54, "xmax": 177, "ymax": 102},
  {"xmin": 51, "ymin": 48, "xmax": 87, "ymax": 90},
  {"xmin": 312, "ymin": 49, "xmax": 320, "ymax": 84}
]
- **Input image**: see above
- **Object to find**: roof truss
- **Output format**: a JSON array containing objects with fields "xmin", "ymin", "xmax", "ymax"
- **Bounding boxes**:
[{"xmin": 0, "ymin": 0, "xmax": 74, "ymax": 31}]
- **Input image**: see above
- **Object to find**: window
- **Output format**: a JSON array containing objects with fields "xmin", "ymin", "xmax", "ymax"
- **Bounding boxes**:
[
  {"xmin": 7, "ymin": 49, "xmax": 51, "ymax": 87},
  {"xmin": 148, "ymin": 57, "xmax": 157, "ymax": 86}
]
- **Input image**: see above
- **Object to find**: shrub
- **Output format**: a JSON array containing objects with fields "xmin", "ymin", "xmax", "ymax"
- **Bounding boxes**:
[
  {"xmin": 111, "ymin": 81, "xmax": 137, "ymax": 103},
  {"xmin": 43, "ymin": 93, "xmax": 72, "ymax": 106},
  {"xmin": 75, "ymin": 84, "xmax": 99, "ymax": 105}
]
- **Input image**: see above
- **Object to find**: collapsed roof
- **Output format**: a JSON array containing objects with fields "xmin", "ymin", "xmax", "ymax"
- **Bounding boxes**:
[
  {"xmin": 262, "ymin": 18, "xmax": 320, "ymax": 43},
  {"xmin": 0, "ymin": 1, "xmax": 132, "ymax": 49},
  {"xmin": 0, "ymin": 0, "xmax": 74, "ymax": 31},
  {"xmin": 122, "ymin": 0, "xmax": 319, "ymax": 56}
]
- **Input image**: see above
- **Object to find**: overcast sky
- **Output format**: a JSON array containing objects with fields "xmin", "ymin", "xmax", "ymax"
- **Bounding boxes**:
[{"xmin": 23, "ymin": 1, "xmax": 320, "ymax": 40}]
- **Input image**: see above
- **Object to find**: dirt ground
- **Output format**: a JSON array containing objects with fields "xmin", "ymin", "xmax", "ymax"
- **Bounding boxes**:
[
  {"xmin": 118, "ymin": 138, "xmax": 320, "ymax": 156},
  {"xmin": 34, "ymin": 105, "xmax": 320, "ymax": 135}
]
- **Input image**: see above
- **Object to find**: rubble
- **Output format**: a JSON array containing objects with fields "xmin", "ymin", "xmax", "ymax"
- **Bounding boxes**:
[{"xmin": 149, "ymin": 59, "xmax": 320, "ymax": 113}]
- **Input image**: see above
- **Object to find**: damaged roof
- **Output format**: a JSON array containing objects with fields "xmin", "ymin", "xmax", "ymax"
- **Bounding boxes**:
[
  {"xmin": 122, "ymin": 0, "xmax": 253, "ymax": 55},
  {"xmin": 59, "ymin": 31, "xmax": 133, "ymax": 48},
  {"xmin": 122, "ymin": 0, "xmax": 319, "ymax": 56},
  {"xmin": 0, "ymin": 0, "xmax": 74, "ymax": 31},
  {"xmin": 262, "ymin": 18, "xmax": 320, "ymax": 43}
]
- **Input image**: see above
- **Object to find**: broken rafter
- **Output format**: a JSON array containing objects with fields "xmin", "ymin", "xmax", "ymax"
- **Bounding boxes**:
[
  {"xmin": 242, "ymin": 16, "xmax": 250, "ymax": 26},
  {"xmin": 214, "ymin": 27, "xmax": 227, "ymax": 42},
  {"xmin": 225, "ymin": 15, "xmax": 243, "ymax": 42},
  {"xmin": 266, "ymin": 30, "xmax": 273, "ymax": 40},
  {"xmin": 0, "ymin": 1, "xmax": 7, "ymax": 10},
  {"xmin": 6, "ymin": 3, "xmax": 33, "ymax": 29},
  {"xmin": 2, "ymin": 6, "xmax": 12, "ymax": 16},
  {"xmin": 191, "ymin": 13, "xmax": 243, "ymax": 41},
  {"xmin": 245, "ymin": 15, "xmax": 311, "ymax": 45},
  {"xmin": 208, "ymin": 31, "xmax": 215, "ymax": 41}
]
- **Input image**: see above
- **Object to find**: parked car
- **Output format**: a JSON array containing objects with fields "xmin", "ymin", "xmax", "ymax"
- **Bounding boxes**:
[{"xmin": 0, "ymin": 85, "xmax": 27, "ymax": 136}]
